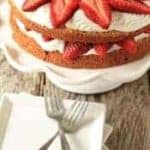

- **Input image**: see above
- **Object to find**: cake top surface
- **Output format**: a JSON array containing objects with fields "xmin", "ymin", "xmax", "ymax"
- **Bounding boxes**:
[
  {"xmin": 14, "ymin": 0, "xmax": 150, "ymax": 32},
  {"xmin": 10, "ymin": 0, "xmax": 150, "ymax": 61}
]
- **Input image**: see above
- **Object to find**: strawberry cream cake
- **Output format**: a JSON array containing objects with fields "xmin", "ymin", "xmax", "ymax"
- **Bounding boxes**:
[{"xmin": 8, "ymin": 0, "xmax": 150, "ymax": 69}]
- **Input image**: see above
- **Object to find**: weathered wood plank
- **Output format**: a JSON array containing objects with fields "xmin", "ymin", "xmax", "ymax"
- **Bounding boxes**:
[
  {"xmin": 0, "ymin": 51, "xmax": 149, "ymax": 150},
  {"xmin": 0, "ymin": 52, "xmax": 43, "ymax": 94}
]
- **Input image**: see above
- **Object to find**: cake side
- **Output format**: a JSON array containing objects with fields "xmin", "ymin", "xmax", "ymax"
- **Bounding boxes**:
[
  {"xmin": 8, "ymin": 0, "xmax": 150, "ymax": 68},
  {"xmin": 10, "ymin": 8, "xmax": 150, "ymax": 69}
]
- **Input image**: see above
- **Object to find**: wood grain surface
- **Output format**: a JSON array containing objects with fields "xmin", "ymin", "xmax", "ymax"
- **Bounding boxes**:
[{"xmin": 0, "ymin": 51, "xmax": 149, "ymax": 150}]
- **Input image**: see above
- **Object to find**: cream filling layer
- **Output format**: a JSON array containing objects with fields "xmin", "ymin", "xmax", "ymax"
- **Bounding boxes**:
[
  {"xmin": 13, "ymin": 0, "xmax": 150, "ymax": 32},
  {"xmin": 16, "ymin": 20, "xmax": 65, "ymax": 53},
  {"xmin": 16, "ymin": 19, "xmax": 149, "ymax": 54}
]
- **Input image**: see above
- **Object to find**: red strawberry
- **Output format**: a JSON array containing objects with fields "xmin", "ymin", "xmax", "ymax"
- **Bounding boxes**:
[
  {"xmin": 63, "ymin": 42, "xmax": 89, "ymax": 60},
  {"xmin": 94, "ymin": 44, "xmax": 110, "ymax": 58},
  {"xmin": 50, "ymin": 0, "xmax": 80, "ymax": 27},
  {"xmin": 143, "ymin": 0, "xmax": 150, "ymax": 7},
  {"xmin": 119, "ymin": 39, "xmax": 137, "ymax": 54},
  {"xmin": 144, "ymin": 29, "xmax": 150, "ymax": 34},
  {"xmin": 80, "ymin": 0, "xmax": 111, "ymax": 29},
  {"xmin": 108, "ymin": 0, "xmax": 150, "ymax": 14},
  {"xmin": 23, "ymin": 0, "xmax": 49, "ymax": 11},
  {"xmin": 42, "ymin": 35, "xmax": 53, "ymax": 41}
]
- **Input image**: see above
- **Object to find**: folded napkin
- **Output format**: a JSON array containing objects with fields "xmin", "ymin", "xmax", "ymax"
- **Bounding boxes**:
[{"xmin": 0, "ymin": 93, "xmax": 113, "ymax": 150}]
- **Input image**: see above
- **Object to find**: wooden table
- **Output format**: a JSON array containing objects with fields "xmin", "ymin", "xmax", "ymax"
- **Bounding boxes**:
[{"xmin": 0, "ymin": 51, "xmax": 149, "ymax": 150}]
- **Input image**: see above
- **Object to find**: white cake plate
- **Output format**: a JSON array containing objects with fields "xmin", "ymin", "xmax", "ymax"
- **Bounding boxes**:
[
  {"xmin": 0, "ymin": 2, "xmax": 150, "ymax": 94},
  {"xmin": 0, "ymin": 40, "xmax": 150, "ymax": 94}
]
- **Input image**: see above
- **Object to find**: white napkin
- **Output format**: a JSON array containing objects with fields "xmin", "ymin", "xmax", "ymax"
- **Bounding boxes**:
[{"xmin": 0, "ymin": 93, "xmax": 112, "ymax": 150}]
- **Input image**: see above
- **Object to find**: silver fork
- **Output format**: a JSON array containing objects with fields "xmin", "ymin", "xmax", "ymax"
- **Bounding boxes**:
[
  {"xmin": 59, "ymin": 101, "xmax": 89, "ymax": 150},
  {"xmin": 60, "ymin": 100, "xmax": 89, "ymax": 133},
  {"xmin": 39, "ymin": 94, "xmax": 89, "ymax": 150},
  {"xmin": 39, "ymin": 86, "xmax": 69, "ymax": 150},
  {"xmin": 44, "ymin": 87, "xmax": 65, "ymax": 119}
]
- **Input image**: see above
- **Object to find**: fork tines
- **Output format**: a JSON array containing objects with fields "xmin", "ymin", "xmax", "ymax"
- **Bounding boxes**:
[
  {"xmin": 44, "ymin": 86, "xmax": 64, "ymax": 117},
  {"xmin": 61, "ymin": 101, "xmax": 89, "ymax": 131}
]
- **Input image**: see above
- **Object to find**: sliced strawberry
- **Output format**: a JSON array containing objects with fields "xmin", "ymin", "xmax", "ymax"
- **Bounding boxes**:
[
  {"xmin": 119, "ymin": 39, "xmax": 137, "ymax": 54},
  {"xmin": 108, "ymin": 0, "xmax": 150, "ymax": 14},
  {"xmin": 80, "ymin": 0, "xmax": 111, "ymax": 29},
  {"xmin": 143, "ymin": 0, "xmax": 150, "ymax": 7},
  {"xmin": 23, "ymin": 0, "xmax": 49, "ymax": 11},
  {"xmin": 94, "ymin": 43, "xmax": 110, "ymax": 58},
  {"xmin": 50, "ymin": 0, "xmax": 80, "ymax": 27},
  {"xmin": 42, "ymin": 35, "xmax": 53, "ymax": 41},
  {"xmin": 63, "ymin": 42, "xmax": 89, "ymax": 60},
  {"xmin": 144, "ymin": 29, "xmax": 150, "ymax": 34}
]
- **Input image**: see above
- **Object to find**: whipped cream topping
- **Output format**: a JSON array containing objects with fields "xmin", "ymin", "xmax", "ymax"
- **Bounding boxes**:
[
  {"xmin": 16, "ymin": 20, "xmax": 65, "ymax": 53},
  {"xmin": 66, "ymin": 9, "xmax": 150, "ymax": 32},
  {"xmin": 14, "ymin": 0, "xmax": 52, "ymax": 28},
  {"xmin": 13, "ymin": 0, "xmax": 150, "ymax": 32}
]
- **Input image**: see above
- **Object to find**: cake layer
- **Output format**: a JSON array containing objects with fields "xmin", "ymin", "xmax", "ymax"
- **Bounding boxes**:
[
  {"xmin": 10, "ymin": 9, "xmax": 150, "ymax": 69},
  {"xmin": 9, "ymin": 0, "xmax": 150, "ymax": 44},
  {"xmin": 16, "ymin": 19, "xmax": 149, "ymax": 55},
  {"xmin": 16, "ymin": 20, "xmax": 65, "ymax": 53}
]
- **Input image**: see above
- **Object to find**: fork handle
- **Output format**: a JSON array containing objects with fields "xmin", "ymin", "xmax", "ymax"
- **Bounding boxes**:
[
  {"xmin": 38, "ymin": 131, "xmax": 59, "ymax": 150},
  {"xmin": 59, "ymin": 128, "xmax": 71, "ymax": 150}
]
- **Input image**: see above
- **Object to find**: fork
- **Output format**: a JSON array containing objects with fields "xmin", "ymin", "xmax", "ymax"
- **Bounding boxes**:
[
  {"xmin": 39, "ymin": 94, "xmax": 89, "ymax": 150},
  {"xmin": 59, "ymin": 101, "xmax": 89, "ymax": 150},
  {"xmin": 39, "ymin": 86, "xmax": 69, "ymax": 150},
  {"xmin": 44, "ymin": 86, "xmax": 65, "ymax": 119},
  {"xmin": 60, "ymin": 100, "xmax": 89, "ymax": 133}
]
